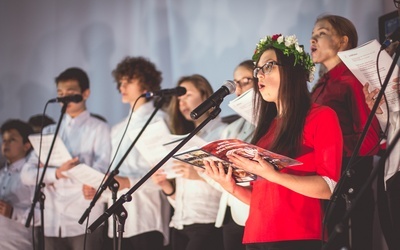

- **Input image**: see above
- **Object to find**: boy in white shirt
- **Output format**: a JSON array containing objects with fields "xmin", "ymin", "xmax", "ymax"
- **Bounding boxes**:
[
  {"xmin": 0, "ymin": 119, "xmax": 35, "ymax": 250},
  {"xmin": 21, "ymin": 68, "xmax": 111, "ymax": 250}
]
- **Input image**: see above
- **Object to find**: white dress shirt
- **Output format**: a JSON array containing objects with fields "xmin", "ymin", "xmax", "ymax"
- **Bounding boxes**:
[
  {"xmin": 107, "ymin": 101, "xmax": 170, "ymax": 244},
  {"xmin": 376, "ymin": 111, "xmax": 400, "ymax": 185},
  {"xmin": 21, "ymin": 110, "xmax": 111, "ymax": 237},
  {"xmin": 220, "ymin": 117, "xmax": 255, "ymax": 143},
  {"xmin": 0, "ymin": 157, "xmax": 35, "ymax": 250},
  {"xmin": 209, "ymin": 117, "xmax": 253, "ymax": 227},
  {"xmin": 168, "ymin": 117, "xmax": 227, "ymax": 229}
]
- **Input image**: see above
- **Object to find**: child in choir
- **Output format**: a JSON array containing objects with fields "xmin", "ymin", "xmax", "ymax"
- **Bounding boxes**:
[
  {"xmin": 21, "ymin": 67, "xmax": 111, "ymax": 250},
  {"xmin": 0, "ymin": 119, "xmax": 35, "ymax": 250},
  {"xmin": 152, "ymin": 74, "xmax": 227, "ymax": 250}
]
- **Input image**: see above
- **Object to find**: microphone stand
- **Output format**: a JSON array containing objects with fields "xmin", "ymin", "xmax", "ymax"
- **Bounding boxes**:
[
  {"xmin": 323, "ymin": 130, "xmax": 400, "ymax": 250},
  {"xmin": 323, "ymin": 43, "xmax": 400, "ymax": 249},
  {"xmin": 78, "ymin": 97, "xmax": 165, "ymax": 250},
  {"xmin": 25, "ymin": 103, "xmax": 68, "ymax": 250},
  {"xmin": 87, "ymin": 106, "xmax": 222, "ymax": 249}
]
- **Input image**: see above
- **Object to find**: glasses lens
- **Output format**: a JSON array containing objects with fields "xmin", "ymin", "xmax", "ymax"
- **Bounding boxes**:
[
  {"xmin": 262, "ymin": 62, "xmax": 274, "ymax": 75},
  {"xmin": 254, "ymin": 62, "xmax": 279, "ymax": 77},
  {"xmin": 237, "ymin": 78, "xmax": 252, "ymax": 88}
]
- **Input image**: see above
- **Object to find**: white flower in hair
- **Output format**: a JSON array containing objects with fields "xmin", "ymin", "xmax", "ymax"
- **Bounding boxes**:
[
  {"xmin": 252, "ymin": 33, "xmax": 315, "ymax": 82},
  {"xmin": 295, "ymin": 44, "xmax": 303, "ymax": 53},
  {"xmin": 284, "ymin": 35, "xmax": 298, "ymax": 47}
]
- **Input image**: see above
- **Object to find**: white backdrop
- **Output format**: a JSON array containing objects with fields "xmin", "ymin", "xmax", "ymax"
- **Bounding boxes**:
[
  {"xmin": 0, "ymin": 0, "xmax": 393, "ymax": 126},
  {"xmin": 0, "ymin": 1, "xmax": 396, "ymax": 249}
]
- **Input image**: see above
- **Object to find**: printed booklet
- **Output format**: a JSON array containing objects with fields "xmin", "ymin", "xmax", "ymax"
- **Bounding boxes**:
[
  {"xmin": 29, "ymin": 133, "xmax": 72, "ymax": 167},
  {"xmin": 172, "ymin": 139, "xmax": 303, "ymax": 183}
]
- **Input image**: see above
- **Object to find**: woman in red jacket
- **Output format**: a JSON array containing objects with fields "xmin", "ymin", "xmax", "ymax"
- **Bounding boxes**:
[{"xmin": 310, "ymin": 15, "xmax": 381, "ymax": 250}]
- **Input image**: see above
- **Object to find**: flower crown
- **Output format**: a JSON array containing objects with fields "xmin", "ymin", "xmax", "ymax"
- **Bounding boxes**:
[{"xmin": 252, "ymin": 34, "xmax": 315, "ymax": 82}]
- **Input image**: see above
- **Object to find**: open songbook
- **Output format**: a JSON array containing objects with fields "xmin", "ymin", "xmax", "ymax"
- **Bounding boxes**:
[
  {"xmin": 338, "ymin": 39, "xmax": 400, "ymax": 112},
  {"xmin": 172, "ymin": 139, "xmax": 303, "ymax": 183},
  {"xmin": 29, "ymin": 133, "xmax": 104, "ymax": 188}
]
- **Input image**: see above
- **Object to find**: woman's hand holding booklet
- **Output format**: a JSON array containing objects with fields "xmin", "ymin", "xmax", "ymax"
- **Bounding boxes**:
[{"xmin": 172, "ymin": 139, "xmax": 302, "ymax": 183}]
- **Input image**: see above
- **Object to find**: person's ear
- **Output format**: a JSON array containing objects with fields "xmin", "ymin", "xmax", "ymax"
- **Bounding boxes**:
[
  {"xmin": 82, "ymin": 89, "xmax": 90, "ymax": 100},
  {"xmin": 339, "ymin": 36, "xmax": 349, "ymax": 51}
]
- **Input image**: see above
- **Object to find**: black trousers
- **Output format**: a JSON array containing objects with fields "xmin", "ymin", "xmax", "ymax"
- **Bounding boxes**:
[
  {"xmin": 324, "ymin": 156, "xmax": 375, "ymax": 250},
  {"xmin": 44, "ymin": 226, "xmax": 104, "ymax": 250},
  {"xmin": 119, "ymin": 231, "xmax": 164, "ymax": 250},
  {"xmin": 377, "ymin": 168, "xmax": 400, "ymax": 250},
  {"xmin": 171, "ymin": 223, "xmax": 223, "ymax": 250},
  {"xmin": 245, "ymin": 240, "xmax": 322, "ymax": 250},
  {"xmin": 222, "ymin": 206, "xmax": 246, "ymax": 250}
]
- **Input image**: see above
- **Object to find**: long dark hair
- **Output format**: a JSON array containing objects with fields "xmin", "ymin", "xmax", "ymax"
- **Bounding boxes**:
[{"xmin": 251, "ymin": 47, "xmax": 311, "ymax": 157}]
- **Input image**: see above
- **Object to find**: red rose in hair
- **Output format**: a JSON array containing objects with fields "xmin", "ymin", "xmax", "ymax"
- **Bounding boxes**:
[{"xmin": 271, "ymin": 34, "xmax": 281, "ymax": 41}]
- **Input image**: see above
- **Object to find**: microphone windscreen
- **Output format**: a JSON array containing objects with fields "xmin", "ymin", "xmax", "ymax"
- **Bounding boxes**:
[
  {"xmin": 176, "ymin": 86, "xmax": 187, "ymax": 96},
  {"xmin": 223, "ymin": 80, "xmax": 236, "ymax": 94}
]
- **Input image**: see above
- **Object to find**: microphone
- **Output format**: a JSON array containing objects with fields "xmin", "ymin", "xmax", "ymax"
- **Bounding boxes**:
[
  {"xmin": 49, "ymin": 94, "xmax": 83, "ymax": 103},
  {"xmin": 190, "ymin": 80, "xmax": 236, "ymax": 120},
  {"xmin": 141, "ymin": 86, "xmax": 187, "ymax": 98},
  {"xmin": 381, "ymin": 27, "xmax": 400, "ymax": 50}
]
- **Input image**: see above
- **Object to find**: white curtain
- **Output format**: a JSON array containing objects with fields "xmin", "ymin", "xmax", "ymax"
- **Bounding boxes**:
[
  {"xmin": 0, "ymin": 0, "xmax": 388, "ymax": 125},
  {"xmin": 0, "ymin": 1, "xmax": 394, "ymax": 249}
]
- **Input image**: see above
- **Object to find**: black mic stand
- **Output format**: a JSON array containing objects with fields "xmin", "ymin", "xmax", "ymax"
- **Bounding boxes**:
[
  {"xmin": 87, "ymin": 106, "xmax": 222, "ymax": 250},
  {"xmin": 323, "ymin": 43, "xmax": 400, "ymax": 250},
  {"xmin": 324, "ymin": 130, "xmax": 400, "ymax": 250},
  {"xmin": 25, "ymin": 103, "xmax": 68, "ymax": 250},
  {"xmin": 79, "ymin": 97, "xmax": 166, "ymax": 250}
]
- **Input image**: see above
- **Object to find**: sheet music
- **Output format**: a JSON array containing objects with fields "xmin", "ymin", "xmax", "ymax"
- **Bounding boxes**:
[
  {"xmin": 132, "ymin": 119, "xmax": 207, "ymax": 178},
  {"xmin": 338, "ymin": 39, "xmax": 400, "ymax": 112},
  {"xmin": 228, "ymin": 88, "xmax": 256, "ymax": 125},
  {"xmin": 62, "ymin": 163, "xmax": 105, "ymax": 188},
  {"xmin": 28, "ymin": 133, "xmax": 72, "ymax": 167}
]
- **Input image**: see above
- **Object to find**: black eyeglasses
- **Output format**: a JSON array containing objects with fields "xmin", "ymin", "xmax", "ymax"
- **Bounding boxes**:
[
  {"xmin": 234, "ymin": 77, "xmax": 253, "ymax": 88},
  {"xmin": 253, "ymin": 61, "xmax": 283, "ymax": 78},
  {"xmin": 395, "ymin": 0, "xmax": 400, "ymax": 8}
]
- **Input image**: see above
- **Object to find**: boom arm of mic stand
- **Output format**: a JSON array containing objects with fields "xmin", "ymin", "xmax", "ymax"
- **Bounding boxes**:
[
  {"xmin": 88, "ymin": 107, "xmax": 222, "ymax": 233},
  {"xmin": 25, "ymin": 104, "xmax": 67, "ymax": 227},
  {"xmin": 79, "ymin": 98, "xmax": 165, "ymax": 224},
  {"xmin": 324, "ymin": 43, "xmax": 400, "ymax": 248}
]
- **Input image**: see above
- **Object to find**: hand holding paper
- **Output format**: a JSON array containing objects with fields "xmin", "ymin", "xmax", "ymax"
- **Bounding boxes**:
[
  {"xmin": 62, "ymin": 163, "xmax": 105, "ymax": 189},
  {"xmin": 338, "ymin": 39, "xmax": 400, "ymax": 113},
  {"xmin": 172, "ymin": 161, "xmax": 203, "ymax": 180},
  {"xmin": 56, "ymin": 157, "xmax": 79, "ymax": 179},
  {"xmin": 82, "ymin": 185, "xmax": 97, "ymax": 200},
  {"xmin": 173, "ymin": 139, "xmax": 302, "ymax": 183},
  {"xmin": 203, "ymin": 160, "xmax": 237, "ymax": 194},
  {"xmin": 363, "ymin": 83, "xmax": 386, "ymax": 114}
]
